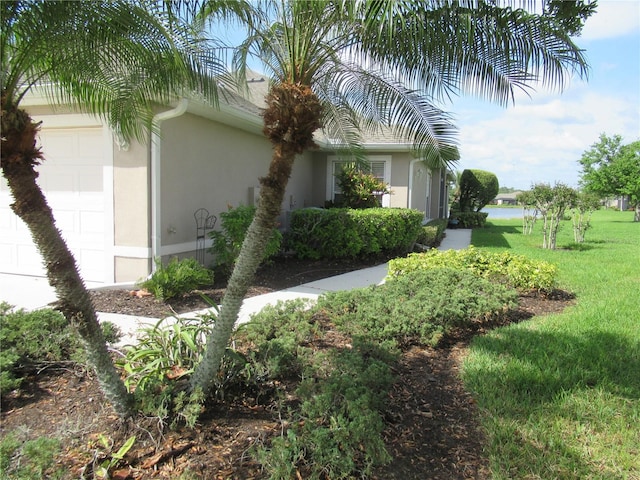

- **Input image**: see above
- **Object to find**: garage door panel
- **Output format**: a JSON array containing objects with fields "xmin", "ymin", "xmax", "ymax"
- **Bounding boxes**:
[
  {"xmin": 80, "ymin": 211, "xmax": 104, "ymax": 234},
  {"xmin": 0, "ymin": 208, "xmax": 13, "ymax": 229},
  {"xmin": 0, "ymin": 127, "xmax": 109, "ymax": 282}
]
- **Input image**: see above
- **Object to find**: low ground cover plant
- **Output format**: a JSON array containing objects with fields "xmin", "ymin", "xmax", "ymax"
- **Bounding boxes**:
[
  {"xmin": 319, "ymin": 268, "xmax": 518, "ymax": 347},
  {"xmin": 118, "ymin": 312, "xmax": 218, "ymax": 427},
  {"xmin": 388, "ymin": 245, "xmax": 558, "ymax": 293},
  {"xmin": 226, "ymin": 263, "xmax": 522, "ymax": 477},
  {"xmin": 0, "ymin": 303, "xmax": 121, "ymax": 396}
]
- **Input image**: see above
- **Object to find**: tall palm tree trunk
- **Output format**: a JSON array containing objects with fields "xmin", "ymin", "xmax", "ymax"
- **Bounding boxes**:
[
  {"xmin": 1, "ymin": 103, "xmax": 133, "ymax": 418},
  {"xmin": 191, "ymin": 83, "xmax": 322, "ymax": 396}
]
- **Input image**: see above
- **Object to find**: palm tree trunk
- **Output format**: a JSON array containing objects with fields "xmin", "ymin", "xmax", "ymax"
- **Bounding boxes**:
[
  {"xmin": 1, "ymin": 104, "xmax": 133, "ymax": 418},
  {"xmin": 190, "ymin": 142, "xmax": 298, "ymax": 395},
  {"xmin": 191, "ymin": 83, "xmax": 323, "ymax": 396}
]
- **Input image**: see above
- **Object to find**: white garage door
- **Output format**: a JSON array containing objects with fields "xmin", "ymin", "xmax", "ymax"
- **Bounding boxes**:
[{"xmin": 0, "ymin": 127, "xmax": 111, "ymax": 282}]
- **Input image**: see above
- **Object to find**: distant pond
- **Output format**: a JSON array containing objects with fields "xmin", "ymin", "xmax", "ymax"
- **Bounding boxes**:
[{"xmin": 481, "ymin": 207, "xmax": 523, "ymax": 219}]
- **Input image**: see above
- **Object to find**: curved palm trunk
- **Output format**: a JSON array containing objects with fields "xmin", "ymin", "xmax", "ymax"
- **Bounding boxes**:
[
  {"xmin": 1, "ymin": 103, "xmax": 133, "ymax": 418},
  {"xmin": 191, "ymin": 83, "xmax": 322, "ymax": 396}
]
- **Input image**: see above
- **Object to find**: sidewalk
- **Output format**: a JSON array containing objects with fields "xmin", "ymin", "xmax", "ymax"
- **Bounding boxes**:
[{"xmin": 1, "ymin": 229, "xmax": 472, "ymax": 344}]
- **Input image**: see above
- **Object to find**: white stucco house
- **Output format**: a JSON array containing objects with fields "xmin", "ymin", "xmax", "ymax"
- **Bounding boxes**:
[{"xmin": 0, "ymin": 76, "xmax": 451, "ymax": 285}]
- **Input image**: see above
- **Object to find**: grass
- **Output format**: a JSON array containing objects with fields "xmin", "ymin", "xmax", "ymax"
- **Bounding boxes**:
[{"xmin": 463, "ymin": 209, "xmax": 640, "ymax": 479}]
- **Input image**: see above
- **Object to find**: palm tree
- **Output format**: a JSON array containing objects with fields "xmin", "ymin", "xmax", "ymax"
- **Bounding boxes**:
[
  {"xmin": 190, "ymin": 0, "xmax": 590, "ymax": 396},
  {"xmin": 0, "ymin": 0, "xmax": 233, "ymax": 417}
]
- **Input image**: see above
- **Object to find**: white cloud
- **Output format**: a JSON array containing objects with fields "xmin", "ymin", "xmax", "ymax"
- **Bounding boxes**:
[
  {"xmin": 580, "ymin": 0, "xmax": 640, "ymax": 41},
  {"xmin": 455, "ymin": 87, "xmax": 639, "ymax": 190}
]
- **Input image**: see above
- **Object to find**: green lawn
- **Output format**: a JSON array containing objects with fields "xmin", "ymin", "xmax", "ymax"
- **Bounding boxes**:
[{"xmin": 463, "ymin": 210, "xmax": 640, "ymax": 479}]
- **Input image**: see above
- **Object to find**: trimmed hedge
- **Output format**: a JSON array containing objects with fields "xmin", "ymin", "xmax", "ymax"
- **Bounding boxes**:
[
  {"xmin": 288, "ymin": 208, "xmax": 423, "ymax": 259},
  {"xmin": 450, "ymin": 211, "xmax": 488, "ymax": 228}
]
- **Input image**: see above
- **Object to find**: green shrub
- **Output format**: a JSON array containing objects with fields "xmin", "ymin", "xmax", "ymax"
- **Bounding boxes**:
[
  {"xmin": 120, "ymin": 313, "xmax": 216, "ymax": 394},
  {"xmin": 208, "ymin": 205, "xmax": 282, "ymax": 272},
  {"xmin": 319, "ymin": 268, "xmax": 518, "ymax": 347},
  {"xmin": 388, "ymin": 246, "xmax": 558, "ymax": 292},
  {"xmin": 288, "ymin": 208, "xmax": 362, "ymax": 259},
  {"xmin": 0, "ymin": 303, "xmax": 120, "ymax": 395},
  {"xmin": 139, "ymin": 257, "xmax": 213, "ymax": 301},
  {"xmin": 288, "ymin": 207, "xmax": 423, "ymax": 259}
]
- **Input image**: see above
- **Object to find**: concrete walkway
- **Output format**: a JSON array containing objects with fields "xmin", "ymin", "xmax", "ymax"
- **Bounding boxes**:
[{"xmin": 1, "ymin": 228, "xmax": 472, "ymax": 344}]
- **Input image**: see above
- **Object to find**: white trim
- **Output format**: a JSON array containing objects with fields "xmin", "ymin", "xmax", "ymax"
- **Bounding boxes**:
[
  {"xmin": 29, "ymin": 113, "xmax": 102, "ymax": 128},
  {"xmin": 158, "ymin": 239, "xmax": 213, "ymax": 257},
  {"xmin": 113, "ymin": 246, "xmax": 152, "ymax": 259},
  {"xmin": 103, "ymin": 128, "xmax": 115, "ymax": 282}
]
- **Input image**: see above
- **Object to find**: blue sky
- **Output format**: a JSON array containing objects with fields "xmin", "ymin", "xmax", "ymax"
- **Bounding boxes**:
[
  {"xmin": 217, "ymin": 1, "xmax": 640, "ymax": 190},
  {"xmin": 451, "ymin": 0, "xmax": 640, "ymax": 190}
]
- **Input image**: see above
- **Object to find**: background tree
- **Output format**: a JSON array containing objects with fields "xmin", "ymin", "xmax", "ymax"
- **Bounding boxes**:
[
  {"xmin": 571, "ymin": 191, "xmax": 601, "ymax": 243},
  {"xmin": 530, "ymin": 183, "xmax": 577, "ymax": 249},
  {"xmin": 190, "ymin": 0, "xmax": 591, "ymax": 396},
  {"xmin": 579, "ymin": 133, "xmax": 640, "ymax": 222},
  {"xmin": 516, "ymin": 190, "xmax": 538, "ymax": 234},
  {"xmin": 456, "ymin": 169, "xmax": 500, "ymax": 212},
  {"xmin": 0, "ymin": 0, "xmax": 233, "ymax": 417}
]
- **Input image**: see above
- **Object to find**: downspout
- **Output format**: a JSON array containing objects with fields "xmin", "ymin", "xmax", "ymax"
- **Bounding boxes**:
[{"xmin": 150, "ymin": 98, "xmax": 189, "ymax": 272}]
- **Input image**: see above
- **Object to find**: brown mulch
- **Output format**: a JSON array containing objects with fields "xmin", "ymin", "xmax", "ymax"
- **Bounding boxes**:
[{"xmin": 0, "ymin": 253, "xmax": 575, "ymax": 479}]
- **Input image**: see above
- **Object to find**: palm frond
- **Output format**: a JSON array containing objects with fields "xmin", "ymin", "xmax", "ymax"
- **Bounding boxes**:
[{"xmin": 3, "ymin": 0, "xmax": 231, "ymax": 142}]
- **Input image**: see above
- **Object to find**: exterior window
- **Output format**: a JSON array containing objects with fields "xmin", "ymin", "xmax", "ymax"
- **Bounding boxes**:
[{"xmin": 327, "ymin": 156, "xmax": 391, "ymax": 207}]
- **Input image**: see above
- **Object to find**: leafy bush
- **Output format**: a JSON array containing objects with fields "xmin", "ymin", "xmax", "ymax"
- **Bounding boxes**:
[
  {"xmin": 288, "ymin": 208, "xmax": 362, "ymax": 259},
  {"xmin": 288, "ymin": 207, "xmax": 423, "ymax": 259},
  {"xmin": 0, "ymin": 303, "xmax": 121, "ymax": 395},
  {"xmin": 119, "ymin": 313, "xmax": 219, "ymax": 427},
  {"xmin": 138, "ymin": 257, "xmax": 213, "ymax": 301},
  {"xmin": 334, "ymin": 163, "xmax": 390, "ymax": 209},
  {"xmin": 388, "ymin": 246, "xmax": 558, "ymax": 293},
  {"xmin": 120, "ymin": 314, "xmax": 216, "ymax": 393},
  {"xmin": 319, "ymin": 268, "xmax": 518, "ymax": 347},
  {"xmin": 208, "ymin": 205, "xmax": 282, "ymax": 272}
]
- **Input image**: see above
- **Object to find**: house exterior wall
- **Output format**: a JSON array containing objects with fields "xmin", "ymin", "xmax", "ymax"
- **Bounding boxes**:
[
  {"xmin": 112, "ymin": 139, "xmax": 152, "ymax": 282},
  {"xmin": 157, "ymin": 113, "xmax": 315, "ymax": 266}
]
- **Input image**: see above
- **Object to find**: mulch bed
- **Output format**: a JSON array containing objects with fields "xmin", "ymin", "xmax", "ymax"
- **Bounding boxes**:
[{"xmin": 1, "ymin": 253, "xmax": 575, "ymax": 479}]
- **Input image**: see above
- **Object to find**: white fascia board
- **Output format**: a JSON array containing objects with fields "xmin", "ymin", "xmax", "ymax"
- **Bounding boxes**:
[{"xmin": 185, "ymin": 98, "xmax": 264, "ymax": 136}]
